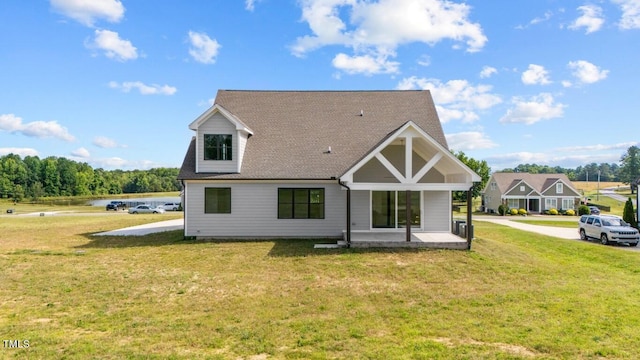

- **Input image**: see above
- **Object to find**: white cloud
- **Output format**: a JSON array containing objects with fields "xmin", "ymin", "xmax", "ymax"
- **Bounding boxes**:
[
  {"xmin": 556, "ymin": 142, "xmax": 638, "ymax": 152},
  {"xmin": 88, "ymin": 29, "xmax": 138, "ymax": 61},
  {"xmin": 417, "ymin": 55, "xmax": 431, "ymax": 67},
  {"xmin": 89, "ymin": 157, "xmax": 160, "ymax": 170},
  {"xmin": 567, "ymin": 60, "xmax": 609, "ymax": 84},
  {"xmin": 569, "ymin": 5, "xmax": 605, "ymax": 34},
  {"xmin": 92, "ymin": 136, "xmax": 124, "ymax": 148},
  {"xmin": 499, "ymin": 93, "xmax": 565, "ymax": 125},
  {"xmin": 71, "ymin": 147, "xmax": 91, "ymax": 158},
  {"xmin": 486, "ymin": 151, "xmax": 621, "ymax": 170},
  {"xmin": 479, "ymin": 66, "xmax": 497, "ymax": 78},
  {"xmin": 0, "ymin": 148, "xmax": 39, "ymax": 157},
  {"xmin": 332, "ymin": 52, "xmax": 399, "ymax": 75},
  {"xmin": 51, "ymin": 0, "xmax": 124, "ymax": 27},
  {"xmin": 446, "ymin": 131, "xmax": 498, "ymax": 151},
  {"xmin": 521, "ymin": 64, "xmax": 551, "ymax": 85},
  {"xmin": 291, "ymin": 0, "xmax": 487, "ymax": 75},
  {"xmin": 612, "ymin": 0, "xmax": 640, "ymax": 30},
  {"xmin": 109, "ymin": 81, "xmax": 177, "ymax": 95},
  {"xmin": 0, "ymin": 114, "xmax": 75, "ymax": 141},
  {"xmin": 397, "ymin": 77, "xmax": 502, "ymax": 123},
  {"xmin": 188, "ymin": 31, "xmax": 221, "ymax": 64},
  {"xmin": 245, "ymin": 0, "xmax": 262, "ymax": 11}
]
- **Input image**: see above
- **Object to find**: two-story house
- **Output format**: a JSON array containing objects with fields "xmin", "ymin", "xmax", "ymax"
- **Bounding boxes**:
[{"xmin": 178, "ymin": 90, "xmax": 480, "ymax": 247}]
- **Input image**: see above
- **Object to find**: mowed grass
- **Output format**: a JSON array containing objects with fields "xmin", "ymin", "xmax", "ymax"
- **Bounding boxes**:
[{"xmin": 2, "ymin": 215, "xmax": 640, "ymax": 358}]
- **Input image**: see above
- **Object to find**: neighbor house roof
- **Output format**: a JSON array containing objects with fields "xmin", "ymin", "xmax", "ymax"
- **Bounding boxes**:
[
  {"xmin": 487, "ymin": 172, "xmax": 579, "ymax": 195},
  {"xmin": 178, "ymin": 90, "xmax": 447, "ymax": 180}
]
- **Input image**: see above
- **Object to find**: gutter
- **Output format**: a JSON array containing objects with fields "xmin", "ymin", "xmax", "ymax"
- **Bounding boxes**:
[{"xmin": 338, "ymin": 180, "xmax": 351, "ymax": 247}]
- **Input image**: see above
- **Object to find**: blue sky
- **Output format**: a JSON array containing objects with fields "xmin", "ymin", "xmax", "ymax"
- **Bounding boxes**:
[{"xmin": 1, "ymin": 0, "xmax": 639, "ymax": 171}]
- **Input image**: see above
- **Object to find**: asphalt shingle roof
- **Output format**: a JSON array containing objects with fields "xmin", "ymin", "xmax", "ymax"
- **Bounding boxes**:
[{"xmin": 178, "ymin": 90, "xmax": 446, "ymax": 180}]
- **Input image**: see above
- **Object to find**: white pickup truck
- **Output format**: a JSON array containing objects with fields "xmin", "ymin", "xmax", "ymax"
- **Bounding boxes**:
[{"xmin": 578, "ymin": 214, "xmax": 639, "ymax": 246}]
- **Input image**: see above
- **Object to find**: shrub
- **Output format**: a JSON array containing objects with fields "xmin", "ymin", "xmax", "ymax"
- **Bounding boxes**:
[
  {"xmin": 578, "ymin": 205, "xmax": 590, "ymax": 215},
  {"xmin": 510, "ymin": 208, "xmax": 518, "ymax": 215},
  {"xmin": 498, "ymin": 204, "xmax": 508, "ymax": 216},
  {"xmin": 565, "ymin": 209, "xmax": 575, "ymax": 216},
  {"xmin": 518, "ymin": 208, "xmax": 527, "ymax": 216},
  {"xmin": 548, "ymin": 208, "xmax": 559, "ymax": 215}
]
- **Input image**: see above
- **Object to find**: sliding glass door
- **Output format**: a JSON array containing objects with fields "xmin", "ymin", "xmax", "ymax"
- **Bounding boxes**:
[{"xmin": 372, "ymin": 191, "xmax": 421, "ymax": 229}]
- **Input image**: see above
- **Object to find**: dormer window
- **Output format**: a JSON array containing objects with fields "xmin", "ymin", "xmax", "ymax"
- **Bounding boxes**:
[
  {"xmin": 204, "ymin": 134, "xmax": 232, "ymax": 160},
  {"xmin": 556, "ymin": 183, "xmax": 563, "ymax": 193}
]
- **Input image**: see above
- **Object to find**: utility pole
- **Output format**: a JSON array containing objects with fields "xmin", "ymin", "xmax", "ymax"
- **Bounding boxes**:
[{"xmin": 597, "ymin": 170, "xmax": 600, "ymax": 201}]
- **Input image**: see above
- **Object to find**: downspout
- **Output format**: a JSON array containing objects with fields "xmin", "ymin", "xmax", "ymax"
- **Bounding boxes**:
[
  {"xmin": 339, "ymin": 180, "xmax": 351, "ymax": 247},
  {"xmin": 180, "ymin": 180, "xmax": 187, "ymax": 240},
  {"xmin": 467, "ymin": 184, "xmax": 474, "ymax": 250}
]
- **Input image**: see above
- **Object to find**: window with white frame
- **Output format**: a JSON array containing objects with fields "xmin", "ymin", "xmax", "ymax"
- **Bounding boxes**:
[
  {"xmin": 508, "ymin": 199, "xmax": 519, "ymax": 209},
  {"xmin": 556, "ymin": 183, "xmax": 563, "ymax": 193},
  {"xmin": 520, "ymin": 185, "xmax": 525, "ymax": 192},
  {"xmin": 490, "ymin": 182, "xmax": 496, "ymax": 190},
  {"xmin": 562, "ymin": 198, "xmax": 574, "ymax": 210},
  {"xmin": 545, "ymin": 198, "xmax": 557, "ymax": 210}
]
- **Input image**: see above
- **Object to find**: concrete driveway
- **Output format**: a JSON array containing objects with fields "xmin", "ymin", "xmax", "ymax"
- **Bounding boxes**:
[
  {"xmin": 93, "ymin": 219, "xmax": 184, "ymax": 236},
  {"xmin": 475, "ymin": 217, "xmax": 578, "ymax": 239}
]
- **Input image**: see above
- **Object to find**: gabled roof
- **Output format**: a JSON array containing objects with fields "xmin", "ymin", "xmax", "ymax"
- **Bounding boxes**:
[
  {"xmin": 179, "ymin": 90, "xmax": 447, "ymax": 180},
  {"xmin": 486, "ymin": 172, "xmax": 579, "ymax": 196}
]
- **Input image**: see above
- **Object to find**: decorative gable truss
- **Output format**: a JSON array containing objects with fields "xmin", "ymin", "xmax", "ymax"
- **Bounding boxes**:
[
  {"xmin": 340, "ymin": 121, "xmax": 480, "ymax": 190},
  {"xmin": 188, "ymin": 104, "xmax": 254, "ymax": 174}
]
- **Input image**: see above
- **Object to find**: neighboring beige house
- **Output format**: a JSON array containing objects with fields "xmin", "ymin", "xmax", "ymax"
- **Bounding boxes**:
[
  {"xmin": 178, "ymin": 90, "xmax": 480, "ymax": 245},
  {"xmin": 482, "ymin": 172, "xmax": 581, "ymax": 214}
]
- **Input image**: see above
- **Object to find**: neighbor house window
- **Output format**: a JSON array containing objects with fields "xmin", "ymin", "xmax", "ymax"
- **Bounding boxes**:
[
  {"xmin": 545, "ymin": 198, "xmax": 557, "ymax": 210},
  {"xmin": 508, "ymin": 199, "xmax": 519, "ymax": 209},
  {"xmin": 278, "ymin": 188, "xmax": 324, "ymax": 219},
  {"xmin": 520, "ymin": 185, "xmax": 525, "ymax": 192},
  {"xmin": 556, "ymin": 183, "xmax": 563, "ymax": 193},
  {"xmin": 490, "ymin": 182, "xmax": 496, "ymax": 190},
  {"xmin": 205, "ymin": 188, "xmax": 231, "ymax": 213},
  {"xmin": 562, "ymin": 198, "xmax": 574, "ymax": 210},
  {"xmin": 204, "ymin": 134, "xmax": 232, "ymax": 160}
]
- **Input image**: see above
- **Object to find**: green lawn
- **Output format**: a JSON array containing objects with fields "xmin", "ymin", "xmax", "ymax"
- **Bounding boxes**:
[{"xmin": 2, "ymin": 214, "xmax": 640, "ymax": 358}]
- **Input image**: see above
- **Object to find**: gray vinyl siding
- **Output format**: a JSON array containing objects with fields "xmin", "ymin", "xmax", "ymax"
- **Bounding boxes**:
[
  {"xmin": 423, "ymin": 190, "xmax": 450, "ymax": 231},
  {"xmin": 184, "ymin": 181, "xmax": 345, "ymax": 238},
  {"xmin": 197, "ymin": 113, "xmax": 238, "ymax": 173},
  {"xmin": 350, "ymin": 190, "xmax": 370, "ymax": 230}
]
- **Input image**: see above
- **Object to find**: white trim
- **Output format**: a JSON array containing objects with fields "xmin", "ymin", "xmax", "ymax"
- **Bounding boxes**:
[
  {"xmin": 340, "ymin": 121, "xmax": 481, "ymax": 184},
  {"xmin": 189, "ymin": 104, "xmax": 254, "ymax": 135},
  {"xmin": 405, "ymin": 136, "xmax": 412, "ymax": 181},
  {"xmin": 374, "ymin": 153, "xmax": 406, "ymax": 183},
  {"xmin": 348, "ymin": 182, "xmax": 473, "ymax": 191},
  {"xmin": 411, "ymin": 152, "xmax": 443, "ymax": 182}
]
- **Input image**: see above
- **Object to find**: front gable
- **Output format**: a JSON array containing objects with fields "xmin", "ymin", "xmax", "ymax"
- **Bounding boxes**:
[
  {"xmin": 542, "ymin": 179, "xmax": 580, "ymax": 197},
  {"xmin": 504, "ymin": 180, "xmax": 535, "ymax": 197},
  {"xmin": 340, "ymin": 121, "xmax": 480, "ymax": 190},
  {"xmin": 189, "ymin": 104, "xmax": 254, "ymax": 174}
]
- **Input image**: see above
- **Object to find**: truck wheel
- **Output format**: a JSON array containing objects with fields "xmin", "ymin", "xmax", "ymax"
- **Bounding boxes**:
[
  {"xmin": 579, "ymin": 229, "xmax": 587, "ymax": 240},
  {"xmin": 600, "ymin": 234, "xmax": 609, "ymax": 245}
]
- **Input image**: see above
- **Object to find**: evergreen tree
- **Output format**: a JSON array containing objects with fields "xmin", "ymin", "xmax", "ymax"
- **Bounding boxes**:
[{"xmin": 623, "ymin": 197, "xmax": 637, "ymax": 229}]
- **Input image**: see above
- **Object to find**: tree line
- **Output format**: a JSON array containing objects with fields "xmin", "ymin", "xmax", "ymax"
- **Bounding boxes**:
[{"xmin": 0, "ymin": 154, "xmax": 181, "ymax": 202}]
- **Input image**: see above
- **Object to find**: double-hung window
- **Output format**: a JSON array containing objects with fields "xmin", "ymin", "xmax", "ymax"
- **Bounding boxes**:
[
  {"xmin": 278, "ymin": 188, "xmax": 324, "ymax": 219},
  {"xmin": 205, "ymin": 188, "xmax": 231, "ymax": 213},
  {"xmin": 204, "ymin": 134, "xmax": 232, "ymax": 160}
]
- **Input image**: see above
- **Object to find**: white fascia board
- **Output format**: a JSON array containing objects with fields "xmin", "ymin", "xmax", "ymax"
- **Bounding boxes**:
[
  {"xmin": 188, "ymin": 104, "xmax": 254, "ymax": 135},
  {"xmin": 340, "ymin": 120, "xmax": 481, "ymax": 183},
  {"xmin": 347, "ymin": 182, "xmax": 473, "ymax": 191}
]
